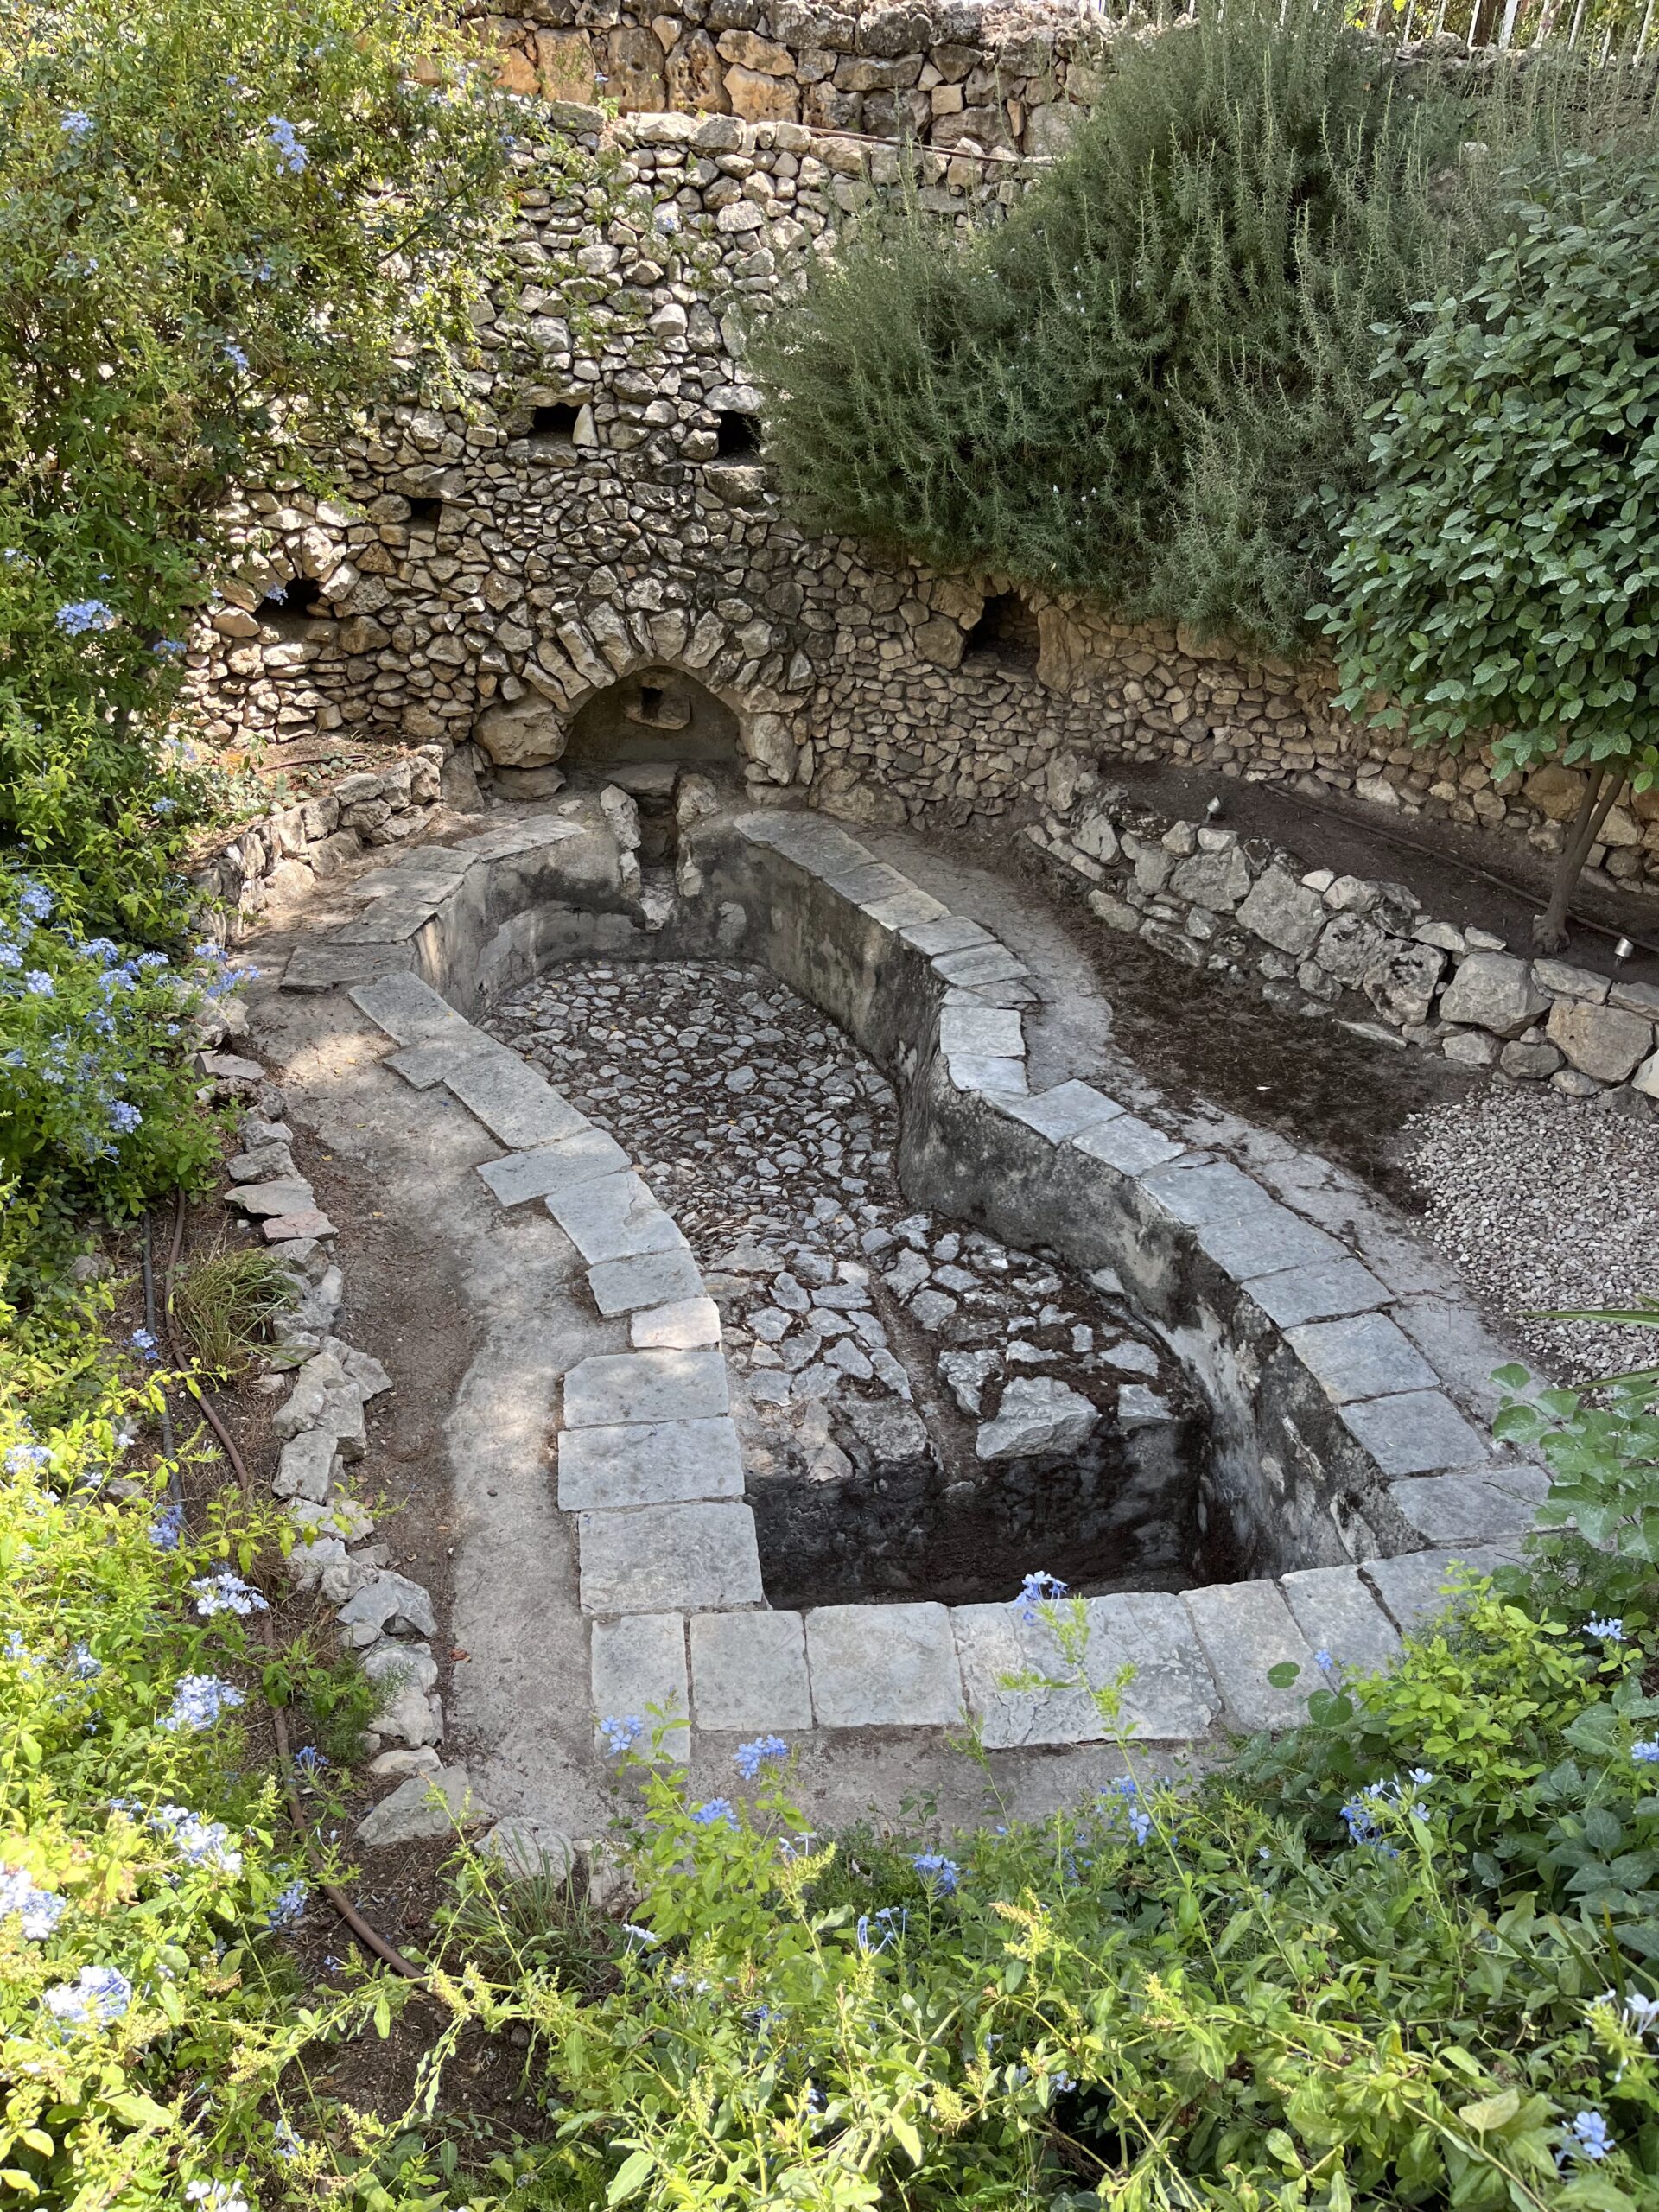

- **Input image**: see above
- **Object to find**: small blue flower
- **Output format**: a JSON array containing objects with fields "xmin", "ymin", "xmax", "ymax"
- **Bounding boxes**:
[
  {"xmin": 690, "ymin": 1798, "xmax": 736, "ymax": 1827},
  {"xmin": 620, "ymin": 1921, "xmax": 660, "ymax": 1948},
  {"xmin": 109, "ymin": 1102, "xmax": 141, "ymax": 1135},
  {"xmin": 159, "ymin": 1674, "xmax": 245, "ymax": 1732},
  {"xmin": 54, "ymin": 598, "xmax": 116, "ymax": 635},
  {"xmin": 69, "ymin": 1643, "xmax": 100, "ymax": 1680},
  {"xmin": 4, "ymin": 1443, "xmax": 51, "ymax": 1475},
  {"xmin": 130, "ymin": 1328, "xmax": 158, "ymax": 1359},
  {"xmin": 1011, "ymin": 1570, "xmax": 1068, "ymax": 1625},
  {"xmin": 1586, "ymin": 1616, "xmax": 1625, "ymax": 1643},
  {"xmin": 190, "ymin": 1569, "xmax": 267, "ymax": 1618},
  {"xmin": 653, "ymin": 204, "xmax": 680, "ymax": 235},
  {"xmin": 734, "ymin": 1734, "xmax": 788, "ymax": 1780},
  {"xmin": 150, "ymin": 644, "xmax": 184, "ymax": 661},
  {"xmin": 41, "ymin": 1963, "xmax": 131, "ymax": 2031},
  {"xmin": 17, "ymin": 880, "xmax": 53, "ymax": 922},
  {"xmin": 0, "ymin": 1864, "xmax": 66, "ymax": 1939},
  {"xmin": 154, "ymin": 1804, "xmax": 242, "ymax": 1873},
  {"xmin": 293, "ymin": 1745, "xmax": 325, "ymax": 1777},
  {"xmin": 911, "ymin": 1851, "xmax": 960, "ymax": 1894},
  {"xmin": 1100, "ymin": 1775, "xmax": 1153, "ymax": 1846},
  {"xmin": 1562, "ymin": 2110, "xmax": 1614, "ymax": 2164},
  {"xmin": 271, "ymin": 2119, "xmax": 302, "ymax": 2161},
  {"xmin": 149, "ymin": 1499, "xmax": 184, "ymax": 1551},
  {"xmin": 22, "ymin": 970, "xmax": 54, "ymax": 997},
  {"xmin": 598, "ymin": 1713, "xmax": 643, "ymax": 1757},
  {"xmin": 60, "ymin": 109, "xmax": 94, "ymax": 138},
  {"xmin": 223, "ymin": 341, "xmax": 249, "ymax": 372},
  {"xmin": 1313, "ymin": 1648, "xmax": 1336, "ymax": 1673},
  {"xmin": 265, "ymin": 115, "xmax": 308, "ymax": 174},
  {"xmin": 1633, "ymin": 1740, "xmax": 1659, "ymax": 1765},
  {"xmin": 266, "ymin": 1879, "xmax": 307, "ymax": 1929}
]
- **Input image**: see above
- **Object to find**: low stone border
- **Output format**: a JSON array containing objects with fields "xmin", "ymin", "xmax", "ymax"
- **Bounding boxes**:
[
  {"xmin": 1028, "ymin": 791, "xmax": 1659, "ymax": 1106},
  {"xmin": 276, "ymin": 794, "xmax": 1547, "ymax": 1751}
]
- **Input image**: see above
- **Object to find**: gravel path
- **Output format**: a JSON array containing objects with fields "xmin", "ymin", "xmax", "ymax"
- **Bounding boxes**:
[{"xmin": 1405, "ymin": 1089, "xmax": 1659, "ymax": 1383}]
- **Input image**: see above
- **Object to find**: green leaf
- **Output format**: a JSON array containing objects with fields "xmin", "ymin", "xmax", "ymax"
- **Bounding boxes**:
[
  {"xmin": 607, "ymin": 2150, "xmax": 655, "ymax": 2205},
  {"xmin": 1458, "ymin": 2086, "xmax": 1520, "ymax": 2133},
  {"xmin": 1267, "ymin": 1662, "xmax": 1302, "ymax": 1688}
]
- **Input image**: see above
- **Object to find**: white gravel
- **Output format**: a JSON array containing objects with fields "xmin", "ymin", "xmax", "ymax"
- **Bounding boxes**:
[{"xmin": 1406, "ymin": 1088, "xmax": 1659, "ymax": 1383}]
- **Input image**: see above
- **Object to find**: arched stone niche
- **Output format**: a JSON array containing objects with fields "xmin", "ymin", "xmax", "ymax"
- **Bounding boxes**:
[{"xmin": 566, "ymin": 666, "xmax": 738, "ymax": 768}]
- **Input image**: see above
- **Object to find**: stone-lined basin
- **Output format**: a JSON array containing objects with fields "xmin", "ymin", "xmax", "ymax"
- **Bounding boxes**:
[{"xmin": 278, "ymin": 791, "xmax": 1546, "ymax": 1752}]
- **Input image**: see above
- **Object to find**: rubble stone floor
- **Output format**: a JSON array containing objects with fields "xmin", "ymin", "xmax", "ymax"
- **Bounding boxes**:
[{"xmin": 486, "ymin": 959, "xmax": 1205, "ymax": 1609}]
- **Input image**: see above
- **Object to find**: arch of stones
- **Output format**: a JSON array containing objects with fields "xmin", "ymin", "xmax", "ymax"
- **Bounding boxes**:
[{"xmin": 264, "ymin": 788, "xmax": 1545, "ymax": 1804}]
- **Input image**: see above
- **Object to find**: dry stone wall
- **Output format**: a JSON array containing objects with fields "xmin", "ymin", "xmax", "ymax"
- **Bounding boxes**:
[{"xmin": 186, "ymin": 97, "xmax": 1659, "ymax": 927}]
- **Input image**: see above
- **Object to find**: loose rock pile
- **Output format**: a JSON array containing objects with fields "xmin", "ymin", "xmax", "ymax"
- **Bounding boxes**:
[
  {"xmin": 1030, "ymin": 793, "xmax": 1659, "ymax": 1108},
  {"xmin": 487, "ymin": 958, "xmax": 1203, "ymax": 1601}
]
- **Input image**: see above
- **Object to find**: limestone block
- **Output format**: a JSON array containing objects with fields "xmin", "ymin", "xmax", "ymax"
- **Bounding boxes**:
[
  {"xmin": 976, "ymin": 1376, "xmax": 1099, "ymax": 1460},
  {"xmin": 1547, "ymin": 998, "xmax": 1653, "ymax": 1083},
  {"xmin": 475, "ymin": 696, "xmax": 569, "ymax": 770},
  {"xmin": 1182, "ymin": 1580, "xmax": 1317, "ymax": 1732},
  {"xmin": 913, "ymin": 615, "xmax": 965, "ymax": 668},
  {"xmin": 1363, "ymin": 939, "xmax": 1445, "ymax": 1027},
  {"xmin": 536, "ymin": 28, "xmax": 596, "ymax": 102},
  {"xmin": 690, "ymin": 1610, "xmax": 814, "ymax": 1730},
  {"xmin": 558, "ymin": 1416, "xmax": 745, "ymax": 1510},
  {"xmin": 475, "ymin": 1128, "xmax": 630, "ymax": 1209},
  {"xmin": 805, "ymin": 1603, "xmax": 963, "ymax": 1726},
  {"xmin": 607, "ymin": 22, "xmax": 668, "ymax": 106},
  {"xmin": 590, "ymin": 1248, "xmax": 709, "ymax": 1318},
  {"xmin": 1169, "ymin": 845, "xmax": 1251, "ymax": 912},
  {"xmin": 563, "ymin": 1348, "xmax": 729, "ymax": 1428},
  {"xmin": 577, "ymin": 1501, "xmax": 764, "ymax": 1613},
  {"xmin": 590, "ymin": 1613, "xmax": 689, "ymax": 1760},
  {"xmin": 745, "ymin": 713, "xmax": 799, "ymax": 784},
  {"xmin": 1438, "ymin": 951, "xmax": 1549, "ymax": 1038},
  {"xmin": 1277, "ymin": 1566, "xmax": 1401, "ymax": 1675},
  {"xmin": 1236, "ymin": 866, "xmax": 1326, "ymax": 957},
  {"xmin": 954, "ymin": 1590, "xmax": 1218, "ymax": 1747},
  {"xmin": 1285, "ymin": 1313, "xmax": 1438, "ymax": 1405},
  {"xmin": 357, "ymin": 1768, "xmax": 491, "ymax": 1847},
  {"xmin": 546, "ymin": 1172, "xmax": 686, "ymax": 1267},
  {"xmin": 1244, "ymin": 1257, "xmax": 1390, "ymax": 1328},
  {"xmin": 1313, "ymin": 912, "xmax": 1383, "ymax": 989},
  {"xmin": 1341, "ymin": 1389, "xmax": 1489, "ymax": 1478}
]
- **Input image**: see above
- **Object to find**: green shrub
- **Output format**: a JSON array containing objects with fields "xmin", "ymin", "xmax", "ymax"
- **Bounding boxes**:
[
  {"xmin": 172, "ymin": 1244, "xmax": 297, "ymax": 1380},
  {"xmin": 753, "ymin": 0, "xmax": 1552, "ymax": 656}
]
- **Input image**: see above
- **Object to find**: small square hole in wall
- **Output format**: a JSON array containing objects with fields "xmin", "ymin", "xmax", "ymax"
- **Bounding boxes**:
[
  {"xmin": 530, "ymin": 401, "xmax": 581, "ymax": 448},
  {"xmin": 715, "ymin": 410, "xmax": 759, "ymax": 458},
  {"xmin": 257, "ymin": 581, "xmax": 325, "ymax": 640},
  {"xmin": 964, "ymin": 590, "xmax": 1040, "ymax": 671},
  {"xmin": 406, "ymin": 495, "xmax": 443, "ymax": 529}
]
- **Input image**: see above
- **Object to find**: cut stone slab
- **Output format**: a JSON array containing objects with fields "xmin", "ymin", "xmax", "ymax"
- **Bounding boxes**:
[
  {"xmin": 1277, "ymin": 1565, "xmax": 1401, "ymax": 1675},
  {"xmin": 282, "ymin": 940, "xmax": 414, "ymax": 993},
  {"xmin": 231, "ymin": 1178, "xmax": 316, "ymax": 1219},
  {"xmin": 357, "ymin": 1767, "xmax": 492, "ymax": 1847},
  {"xmin": 953, "ymin": 1591, "xmax": 1220, "ymax": 1748},
  {"xmin": 385, "ymin": 1031, "xmax": 503, "ymax": 1090},
  {"xmin": 1342, "ymin": 1389, "xmax": 1490, "ymax": 1477},
  {"xmin": 1387, "ymin": 1474, "xmax": 1537, "ymax": 1545},
  {"xmin": 631, "ymin": 1296, "xmax": 722, "ymax": 1350},
  {"xmin": 588, "ymin": 1246, "xmax": 707, "ymax": 1318},
  {"xmin": 1182, "ymin": 1580, "xmax": 1318, "ymax": 1732},
  {"xmin": 998, "ymin": 1080, "xmax": 1125, "ymax": 1143},
  {"xmin": 1199, "ymin": 1208, "xmax": 1345, "ymax": 1278},
  {"xmin": 1071, "ymin": 1115, "xmax": 1186, "ymax": 1176},
  {"xmin": 336, "ymin": 1571, "xmax": 438, "ymax": 1646},
  {"xmin": 689, "ymin": 1610, "xmax": 814, "ymax": 1731},
  {"xmin": 578, "ymin": 1501, "xmax": 764, "ymax": 1613},
  {"xmin": 477, "ymin": 1128, "xmax": 631, "ymax": 1206},
  {"xmin": 976, "ymin": 1376, "xmax": 1099, "ymax": 1462},
  {"xmin": 945, "ymin": 1052, "xmax": 1028, "ymax": 1096},
  {"xmin": 1140, "ymin": 1160, "xmax": 1281, "ymax": 1228},
  {"xmin": 1286, "ymin": 1313, "xmax": 1439, "ymax": 1404},
  {"xmin": 349, "ymin": 973, "xmax": 464, "ymax": 1046},
  {"xmin": 590, "ymin": 1612, "xmax": 690, "ymax": 1761},
  {"xmin": 932, "ymin": 943, "xmax": 1029, "ymax": 988},
  {"xmin": 273, "ymin": 1430, "xmax": 340, "ymax": 1503},
  {"xmin": 938, "ymin": 1005, "xmax": 1024, "ymax": 1058},
  {"xmin": 546, "ymin": 1173, "xmax": 686, "ymax": 1265},
  {"xmin": 864, "ymin": 886, "xmax": 950, "ymax": 931},
  {"xmin": 1363, "ymin": 1544, "xmax": 1519, "ymax": 1631},
  {"xmin": 262, "ymin": 1210, "xmax": 336, "ymax": 1243},
  {"xmin": 899, "ymin": 914, "xmax": 994, "ymax": 957},
  {"xmin": 563, "ymin": 1348, "xmax": 730, "ymax": 1428},
  {"xmin": 558, "ymin": 1416, "xmax": 745, "ymax": 1510},
  {"xmin": 1245, "ymin": 1257, "xmax": 1391, "ymax": 1328},
  {"xmin": 445, "ymin": 1053, "xmax": 589, "ymax": 1148},
  {"xmin": 805, "ymin": 1603, "xmax": 964, "ymax": 1727}
]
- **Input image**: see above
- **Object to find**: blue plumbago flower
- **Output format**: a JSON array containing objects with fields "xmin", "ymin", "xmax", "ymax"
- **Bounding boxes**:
[
  {"xmin": 41, "ymin": 1963, "xmax": 131, "ymax": 2031},
  {"xmin": 734, "ymin": 1734, "xmax": 788, "ymax": 1780},
  {"xmin": 598, "ymin": 1713, "xmax": 643, "ymax": 1757},
  {"xmin": 190, "ymin": 1568, "xmax": 267, "ymax": 1618},
  {"xmin": 1586, "ymin": 1617, "xmax": 1625, "ymax": 1643},
  {"xmin": 620, "ymin": 1922, "xmax": 660, "ymax": 1948},
  {"xmin": 1011, "ymin": 1570, "xmax": 1068, "ymax": 1625},
  {"xmin": 265, "ymin": 115, "xmax": 308, "ymax": 174},
  {"xmin": 266, "ymin": 1879, "xmax": 307, "ymax": 1929},
  {"xmin": 1100, "ymin": 1776, "xmax": 1153, "ymax": 1847},
  {"xmin": 60, "ymin": 108, "xmax": 94, "ymax": 137},
  {"xmin": 82, "ymin": 938, "xmax": 119, "ymax": 964},
  {"xmin": 1048, "ymin": 2070, "xmax": 1077, "ymax": 2094},
  {"xmin": 911, "ymin": 1852, "xmax": 960, "ymax": 1894},
  {"xmin": 271, "ymin": 2119, "xmax": 302, "ymax": 2162},
  {"xmin": 153, "ymin": 1804, "xmax": 243, "ymax": 1874},
  {"xmin": 690, "ymin": 1797, "xmax": 736, "ymax": 1827},
  {"xmin": 0, "ymin": 938, "xmax": 19, "ymax": 969},
  {"xmin": 223, "ymin": 341, "xmax": 249, "ymax": 372},
  {"xmin": 130, "ymin": 1328, "xmax": 158, "ymax": 1360},
  {"xmin": 54, "ymin": 598, "xmax": 117, "ymax": 635},
  {"xmin": 1562, "ymin": 2110, "xmax": 1614, "ymax": 2164},
  {"xmin": 108, "ymin": 1102, "xmax": 141, "ymax": 1136},
  {"xmin": 159, "ymin": 1674, "xmax": 245, "ymax": 1732},
  {"xmin": 69, "ymin": 1643, "xmax": 100, "ymax": 1680},
  {"xmin": 5, "ymin": 1630, "xmax": 34, "ymax": 1670},
  {"xmin": 855, "ymin": 1912, "xmax": 888, "ymax": 1955},
  {"xmin": 293, "ymin": 1745, "xmax": 325, "ymax": 1777},
  {"xmin": 5, "ymin": 1442, "xmax": 51, "ymax": 1475},
  {"xmin": 1633, "ymin": 1740, "xmax": 1659, "ymax": 1764},
  {"xmin": 17, "ymin": 880, "xmax": 52, "ymax": 922},
  {"xmin": 1313, "ymin": 1649, "xmax": 1337, "ymax": 1674},
  {"xmin": 0, "ymin": 1863, "xmax": 67, "ymax": 1939},
  {"xmin": 22, "ymin": 970, "xmax": 54, "ymax": 997},
  {"xmin": 149, "ymin": 1499, "xmax": 184, "ymax": 1551}
]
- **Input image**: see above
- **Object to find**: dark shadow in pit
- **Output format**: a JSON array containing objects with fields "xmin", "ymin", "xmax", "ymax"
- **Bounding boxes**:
[
  {"xmin": 749, "ymin": 1393, "xmax": 1228, "ymax": 1609},
  {"xmin": 566, "ymin": 667, "xmax": 737, "ymax": 769}
]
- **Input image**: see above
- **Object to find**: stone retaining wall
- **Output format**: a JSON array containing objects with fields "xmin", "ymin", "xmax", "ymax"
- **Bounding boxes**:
[
  {"xmin": 187, "ymin": 105, "xmax": 1659, "ymax": 919},
  {"xmin": 1028, "ymin": 791, "xmax": 1659, "ymax": 1108}
]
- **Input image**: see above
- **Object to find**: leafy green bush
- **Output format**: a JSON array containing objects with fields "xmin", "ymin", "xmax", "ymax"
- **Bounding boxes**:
[
  {"xmin": 753, "ymin": 0, "xmax": 1544, "ymax": 655},
  {"xmin": 1324, "ymin": 149, "xmax": 1659, "ymax": 948}
]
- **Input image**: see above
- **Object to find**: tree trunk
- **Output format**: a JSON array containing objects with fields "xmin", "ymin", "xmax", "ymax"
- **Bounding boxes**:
[{"xmin": 1533, "ymin": 761, "xmax": 1624, "ymax": 953}]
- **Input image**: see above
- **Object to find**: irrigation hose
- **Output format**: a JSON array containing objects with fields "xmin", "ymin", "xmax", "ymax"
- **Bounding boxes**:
[
  {"xmin": 162, "ymin": 1190, "xmax": 427, "ymax": 1984},
  {"xmin": 139, "ymin": 1212, "xmax": 179, "ymax": 1495}
]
